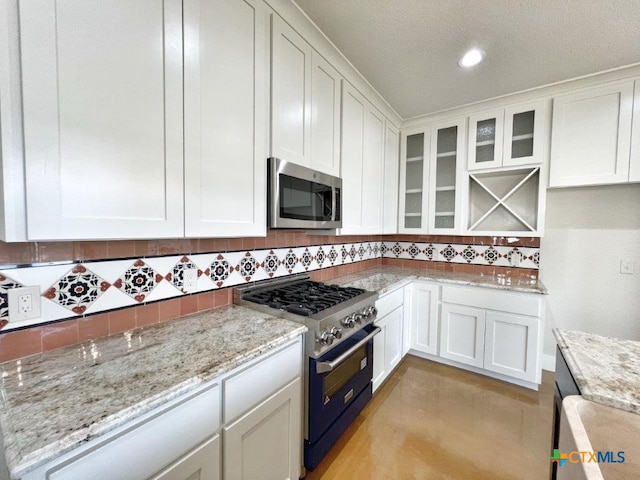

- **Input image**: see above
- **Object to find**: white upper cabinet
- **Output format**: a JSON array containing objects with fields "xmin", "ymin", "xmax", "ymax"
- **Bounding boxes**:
[
  {"xmin": 271, "ymin": 16, "xmax": 342, "ymax": 176},
  {"xmin": 467, "ymin": 109, "xmax": 504, "ymax": 170},
  {"xmin": 310, "ymin": 53, "xmax": 342, "ymax": 176},
  {"xmin": 382, "ymin": 122, "xmax": 400, "ymax": 233},
  {"xmin": 398, "ymin": 127, "xmax": 430, "ymax": 233},
  {"xmin": 631, "ymin": 81, "xmax": 640, "ymax": 183},
  {"xmin": 468, "ymin": 100, "xmax": 548, "ymax": 171},
  {"xmin": 549, "ymin": 79, "xmax": 635, "ymax": 187},
  {"xmin": 271, "ymin": 15, "xmax": 312, "ymax": 167},
  {"xmin": 184, "ymin": 0, "xmax": 268, "ymax": 237},
  {"xmin": 340, "ymin": 81, "xmax": 384, "ymax": 234},
  {"xmin": 20, "ymin": 0, "xmax": 184, "ymax": 240},
  {"xmin": 14, "ymin": 0, "xmax": 269, "ymax": 241},
  {"xmin": 428, "ymin": 118, "xmax": 466, "ymax": 234},
  {"xmin": 398, "ymin": 118, "xmax": 465, "ymax": 235}
]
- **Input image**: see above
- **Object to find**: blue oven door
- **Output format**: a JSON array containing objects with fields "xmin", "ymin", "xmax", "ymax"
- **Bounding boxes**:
[{"xmin": 305, "ymin": 324, "xmax": 379, "ymax": 470}]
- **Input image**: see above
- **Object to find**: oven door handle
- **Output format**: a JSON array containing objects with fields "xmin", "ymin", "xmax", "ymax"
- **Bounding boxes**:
[{"xmin": 316, "ymin": 327, "xmax": 381, "ymax": 374}]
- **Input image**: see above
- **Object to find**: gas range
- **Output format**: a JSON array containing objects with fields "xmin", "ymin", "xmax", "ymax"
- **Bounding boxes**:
[{"xmin": 234, "ymin": 275, "xmax": 378, "ymax": 358}]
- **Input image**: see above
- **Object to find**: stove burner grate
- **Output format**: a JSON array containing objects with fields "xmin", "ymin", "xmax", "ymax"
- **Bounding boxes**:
[{"xmin": 242, "ymin": 280, "xmax": 365, "ymax": 316}]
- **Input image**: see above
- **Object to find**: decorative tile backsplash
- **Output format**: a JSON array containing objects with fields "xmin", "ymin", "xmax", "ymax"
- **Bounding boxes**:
[
  {"xmin": 0, "ymin": 240, "xmax": 539, "ymax": 331},
  {"xmin": 382, "ymin": 241, "xmax": 539, "ymax": 269}
]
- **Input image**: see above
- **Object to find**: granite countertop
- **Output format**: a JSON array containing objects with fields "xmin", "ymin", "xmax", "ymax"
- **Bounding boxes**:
[
  {"xmin": 331, "ymin": 266, "xmax": 547, "ymax": 295},
  {"xmin": 554, "ymin": 328, "xmax": 640, "ymax": 414},
  {"xmin": 0, "ymin": 305, "xmax": 306, "ymax": 479}
]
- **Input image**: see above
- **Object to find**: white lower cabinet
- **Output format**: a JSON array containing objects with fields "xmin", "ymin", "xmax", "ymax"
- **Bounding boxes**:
[
  {"xmin": 483, "ymin": 311, "xmax": 540, "ymax": 383},
  {"xmin": 408, "ymin": 282, "xmax": 439, "ymax": 356},
  {"xmin": 439, "ymin": 303, "xmax": 486, "ymax": 368},
  {"xmin": 23, "ymin": 382, "xmax": 222, "ymax": 480},
  {"xmin": 22, "ymin": 337, "xmax": 304, "ymax": 480},
  {"xmin": 372, "ymin": 287, "xmax": 405, "ymax": 393},
  {"xmin": 408, "ymin": 282, "xmax": 544, "ymax": 389},
  {"xmin": 223, "ymin": 378, "xmax": 301, "ymax": 480},
  {"xmin": 151, "ymin": 435, "xmax": 221, "ymax": 480},
  {"xmin": 372, "ymin": 306, "xmax": 403, "ymax": 393}
]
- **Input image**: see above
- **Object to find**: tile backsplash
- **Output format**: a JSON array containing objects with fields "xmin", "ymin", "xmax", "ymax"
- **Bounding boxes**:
[{"xmin": 0, "ymin": 233, "xmax": 540, "ymax": 362}]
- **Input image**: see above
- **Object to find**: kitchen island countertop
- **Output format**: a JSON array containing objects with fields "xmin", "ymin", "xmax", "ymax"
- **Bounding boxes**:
[
  {"xmin": 554, "ymin": 328, "xmax": 640, "ymax": 415},
  {"xmin": 0, "ymin": 305, "xmax": 306, "ymax": 479},
  {"xmin": 332, "ymin": 266, "xmax": 546, "ymax": 295}
]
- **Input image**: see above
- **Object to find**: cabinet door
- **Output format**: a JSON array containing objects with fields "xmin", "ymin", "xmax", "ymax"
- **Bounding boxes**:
[
  {"xmin": 372, "ymin": 315, "xmax": 387, "ymax": 393},
  {"xmin": 439, "ymin": 304, "xmax": 485, "ymax": 368},
  {"xmin": 361, "ymin": 103, "xmax": 385, "ymax": 233},
  {"xmin": 184, "ymin": 0, "xmax": 268, "ymax": 237},
  {"xmin": 271, "ymin": 15, "xmax": 312, "ymax": 167},
  {"xmin": 484, "ymin": 311, "xmax": 540, "ymax": 383},
  {"xmin": 549, "ymin": 80, "xmax": 634, "ymax": 187},
  {"xmin": 467, "ymin": 109, "xmax": 504, "ymax": 171},
  {"xmin": 503, "ymin": 100, "xmax": 548, "ymax": 167},
  {"xmin": 402, "ymin": 286, "xmax": 412, "ymax": 356},
  {"xmin": 152, "ymin": 435, "xmax": 220, "ymax": 480},
  {"xmin": 398, "ymin": 127, "xmax": 430, "ymax": 233},
  {"xmin": 310, "ymin": 52, "xmax": 341, "ymax": 176},
  {"xmin": 384, "ymin": 306, "xmax": 403, "ymax": 374},
  {"xmin": 20, "ymin": 0, "xmax": 184, "ymax": 240},
  {"xmin": 428, "ymin": 118, "xmax": 465, "ymax": 234},
  {"xmin": 340, "ymin": 81, "xmax": 366, "ymax": 234},
  {"xmin": 409, "ymin": 282, "xmax": 440, "ymax": 355},
  {"xmin": 223, "ymin": 378, "xmax": 301, "ymax": 480},
  {"xmin": 630, "ymin": 80, "xmax": 640, "ymax": 183},
  {"xmin": 382, "ymin": 121, "xmax": 400, "ymax": 234}
]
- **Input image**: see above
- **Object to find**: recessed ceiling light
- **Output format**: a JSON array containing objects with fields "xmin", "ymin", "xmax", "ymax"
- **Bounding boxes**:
[{"xmin": 458, "ymin": 48, "xmax": 485, "ymax": 68}]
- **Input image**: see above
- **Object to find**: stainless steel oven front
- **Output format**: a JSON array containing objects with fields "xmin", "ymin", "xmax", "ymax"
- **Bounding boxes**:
[
  {"xmin": 268, "ymin": 157, "xmax": 342, "ymax": 229},
  {"xmin": 304, "ymin": 323, "xmax": 380, "ymax": 471}
]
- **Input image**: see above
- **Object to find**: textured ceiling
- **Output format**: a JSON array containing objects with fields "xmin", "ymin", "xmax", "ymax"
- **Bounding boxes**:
[{"xmin": 293, "ymin": 0, "xmax": 640, "ymax": 119}]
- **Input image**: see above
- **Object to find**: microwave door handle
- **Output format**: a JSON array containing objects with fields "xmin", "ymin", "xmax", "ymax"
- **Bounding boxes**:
[
  {"xmin": 316, "ymin": 327, "xmax": 381, "ymax": 374},
  {"xmin": 331, "ymin": 186, "xmax": 336, "ymax": 221}
]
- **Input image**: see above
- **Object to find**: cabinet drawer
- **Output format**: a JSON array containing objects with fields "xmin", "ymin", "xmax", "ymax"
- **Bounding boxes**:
[
  {"xmin": 441, "ymin": 285, "xmax": 541, "ymax": 317},
  {"xmin": 376, "ymin": 287, "xmax": 404, "ymax": 319},
  {"xmin": 35, "ymin": 383, "xmax": 221, "ymax": 480},
  {"xmin": 224, "ymin": 339, "xmax": 302, "ymax": 424}
]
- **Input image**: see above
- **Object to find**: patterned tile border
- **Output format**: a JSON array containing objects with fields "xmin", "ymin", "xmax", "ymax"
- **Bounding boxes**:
[
  {"xmin": 382, "ymin": 241, "xmax": 539, "ymax": 269},
  {"xmin": 0, "ymin": 241, "xmax": 539, "ymax": 331}
]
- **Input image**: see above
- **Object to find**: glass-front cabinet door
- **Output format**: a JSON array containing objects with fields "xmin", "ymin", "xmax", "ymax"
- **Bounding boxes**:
[
  {"xmin": 399, "ymin": 128, "xmax": 430, "ymax": 233},
  {"xmin": 428, "ymin": 119, "xmax": 465, "ymax": 233},
  {"xmin": 467, "ymin": 109, "xmax": 504, "ymax": 171},
  {"xmin": 503, "ymin": 100, "xmax": 548, "ymax": 167},
  {"xmin": 468, "ymin": 101, "xmax": 548, "ymax": 171}
]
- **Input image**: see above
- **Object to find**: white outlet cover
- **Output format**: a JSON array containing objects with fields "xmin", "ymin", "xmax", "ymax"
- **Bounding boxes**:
[
  {"xmin": 620, "ymin": 260, "xmax": 634, "ymax": 275},
  {"xmin": 183, "ymin": 267, "xmax": 198, "ymax": 293},
  {"xmin": 8, "ymin": 285, "xmax": 42, "ymax": 321}
]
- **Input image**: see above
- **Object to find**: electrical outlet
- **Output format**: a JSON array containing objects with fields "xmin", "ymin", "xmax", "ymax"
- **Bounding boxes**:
[
  {"xmin": 8, "ymin": 285, "xmax": 41, "ymax": 321},
  {"xmin": 509, "ymin": 251, "xmax": 521, "ymax": 268},
  {"xmin": 183, "ymin": 267, "xmax": 198, "ymax": 292},
  {"xmin": 620, "ymin": 260, "xmax": 634, "ymax": 275}
]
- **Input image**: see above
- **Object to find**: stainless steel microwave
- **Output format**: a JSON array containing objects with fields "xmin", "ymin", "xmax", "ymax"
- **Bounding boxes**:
[{"xmin": 268, "ymin": 157, "xmax": 342, "ymax": 229}]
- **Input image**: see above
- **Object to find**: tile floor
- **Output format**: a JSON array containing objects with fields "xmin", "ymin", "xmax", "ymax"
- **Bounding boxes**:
[{"xmin": 305, "ymin": 355, "xmax": 555, "ymax": 480}]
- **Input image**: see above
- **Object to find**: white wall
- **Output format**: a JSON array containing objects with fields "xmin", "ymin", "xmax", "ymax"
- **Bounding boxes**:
[{"xmin": 540, "ymin": 184, "xmax": 640, "ymax": 360}]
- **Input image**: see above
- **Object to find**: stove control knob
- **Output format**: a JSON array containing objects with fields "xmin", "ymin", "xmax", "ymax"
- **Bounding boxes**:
[
  {"xmin": 341, "ymin": 315, "xmax": 355, "ymax": 328},
  {"xmin": 365, "ymin": 306, "xmax": 378, "ymax": 318},
  {"xmin": 318, "ymin": 331, "xmax": 334, "ymax": 345},
  {"xmin": 354, "ymin": 313, "xmax": 364, "ymax": 324},
  {"xmin": 330, "ymin": 327, "xmax": 343, "ymax": 340}
]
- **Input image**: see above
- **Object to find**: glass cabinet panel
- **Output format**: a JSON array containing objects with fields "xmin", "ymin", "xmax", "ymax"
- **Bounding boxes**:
[
  {"xmin": 503, "ymin": 100, "xmax": 548, "ymax": 167},
  {"xmin": 475, "ymin": 119, "xmax": 496, "ymax": 164},
  {"xmin": 510, "ymin": 110, "xmax": 535, "ymax": 158},
  {"xmin": 429, "ymin": 120, "xmax": 464, "ymax": 233},
  {"xmin": 468, "ymin": 109, "xmax": 504, "ymax": 171},
  {"xmin": 403, "ymin": 133, "xmax": 425, "ymax": 229}
]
